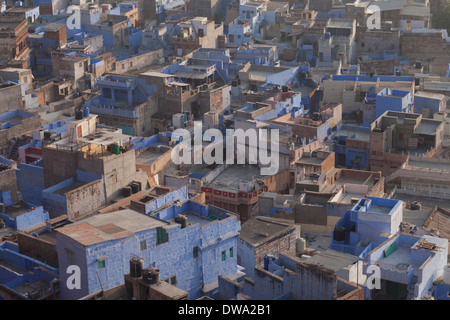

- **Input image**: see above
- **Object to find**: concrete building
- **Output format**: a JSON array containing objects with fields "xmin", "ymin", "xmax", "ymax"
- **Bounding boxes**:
[
  {"xmin": 85, "ymin": 74, "xmax": 158, "ymax": 136},
  {"xmin": 362, "ymin": 233, "xmax": 448, "ymax": 300},
  {"xmin": 238, "ymin": 216, "xmax": 300, "ymax": 278},
  {"xmin": 218, "ymin": 251, "xmax": 364, "ymax": 300},
  {"xmin": 369, "ymin": 111, "xmax": 445, "ymax": 175},
  {"xmin": 0, "ymin": 16, "xmax": 30, "ymax": 68},
  {"xmin": 0, "ymin": 109, "xmax": 41, "ymax": 159},
  {"xmin": 84, "ymin": 15, "xmax": 129, "ymax": 50},
  {"xmin": 330, "ymin": 196, "xmax": 403, "ymax": 257},
  {"xmin": 227, "ymin": 18, "xmax": 252, "ymax": 48},
  {"xmin": 131, "ymin": 132, "xmax": 180, "ymax": 186},
  {"xmin": 55, "ymin": 199, "xmax": 242, "ymax": 300},
  {"xmin": 413, "ymin": 91, "xmax": 448, "ymax": 119},
  {"xmin": 332, "ymin": 124, "xmax": 371, "ymax": 170},
  {"xmin": 385, "ymin": 155, "xmax": 450, "ymax": 201},
  {"xmin": 322, "ymin": 74, "xmax": 414, "ymax": 117},
  {"xmin": 0, "ymin": 80, "xmax": 23, "ymax": 114},
  {"xmin": 0, "ymin": 155, "xmax": 18, "ymax": 205},
  {"xmin": 0, "ymin": 241, "xmax": 59, "ymax": 300},
  {"xmin": 0, "ymin": 67, "xmax": 36, "ymax": 110},
  {"xmin": 2, "ymin": 6, "xmax": 40, "ymax": 24},
  {"xmin": 375, "ymin": 87, "xmax": 413, "ymax": 121},
  {"xmin": 172, "ymin": 17, "xmax": 223, "ymax": 56},
  {"xmin": 41, "ymin": 114, "xmax": 149, "ymax": 205},
  {"xmin": 140, "ymin": 65, "xmax": 231, "ymax": 119}
]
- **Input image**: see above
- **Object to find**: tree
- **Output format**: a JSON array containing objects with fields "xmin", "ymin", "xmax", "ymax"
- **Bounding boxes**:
[{"xmin": 431, "ymin": 1, "xmax": 450, "ymax": 33}]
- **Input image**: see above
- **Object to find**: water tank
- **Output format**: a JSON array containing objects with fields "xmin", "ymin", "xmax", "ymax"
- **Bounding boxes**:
[
  {"xmin": 333, "ymin": 226, "xmax": 346, "ymax": 242},
  {"xmin": 75, "ymin": 109, "xmax": 84, "ymax": 120},
  {"xmin": 130, "ymin": 183, "xmax": 139, "ymax": 194},
  {"xmin": 443, "ymin": 265, "xmax": 450, "ymax": 285},
  {"xmin": 175, "ymin": 214, "xmax": 188, "ymax": 228},
  {"xmin": 311, "ymin": 112, "xmax": 321, "ymax": 121},
  {"xmin": 83, "ymin": 107, "xmax": 90, "ymax": 118},
  {"xmin": 296, "ymin": 238, "xmax": 306, "ymax": 255},
  {"xmin": 129, "ymin": 257, "xmax": 144, "ymax": 278},
  {"xmin": 111, "ymin": 144, "xmax": 120, "ymax": 155},
  {"xmin": 142, "ymin": 267, "xmax": 160, "ymax": 285},
  {"xmin": 263, "ymin": 254, "xmax": 276, "ymax": 271},
  {"xmin": 122, "ymin": 186, "xmax": 132, "ymax": 197}
]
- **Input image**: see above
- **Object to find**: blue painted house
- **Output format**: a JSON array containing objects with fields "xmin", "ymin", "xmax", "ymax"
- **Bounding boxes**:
[
  {"xmin": 332, "ymin": 124, "xmax": 371, "ymax": 169},
  {"xmin": 55, "ymin": 199, "xmax": 241, "ymax": 300},
  {"xmin": 413, "ymin": 91, "xmax": 447, "ymax": 119},
  {"xmin": 330, "ymin": 197, "xmax": 403, "ymax": 257},
  {"xmin": 362, "ymin": 233, "xmax": 448, "ymax": 300},
  {"xmin": 375, "ymin": 87, "xmax": 413, "ymax": 121},
  {"xmin": 0, "ymin": 241, "xmax": 59, "ymax": 300}
]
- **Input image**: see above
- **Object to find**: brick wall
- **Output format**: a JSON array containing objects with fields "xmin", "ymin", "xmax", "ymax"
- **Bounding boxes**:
[
  {"xmin": 253, "ymin": 229, "xmax": 297, "ymax": 270},
  {"xmin": 17, "ymin": 232, "xmax": 58, "ymax": 268},
  {"xmin": 66, "ymin": 179, "xmax": 106, "ymax": 219},
  {"xmin": 400, "ymin": 32, "xmax": 450, "ymax": 61}
]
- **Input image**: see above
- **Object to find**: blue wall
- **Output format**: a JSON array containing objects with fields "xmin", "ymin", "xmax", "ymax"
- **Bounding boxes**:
[
  {"xmin": 56, "ymin": 200, "xmax": 240, "ymax": 300},
  {"xmin": 16, "ymin": 160, "xmax": 44, "ymax": 206},
  {"xmin": 414, "ymin": 94, "xmax": 442, "ymax": 118}
]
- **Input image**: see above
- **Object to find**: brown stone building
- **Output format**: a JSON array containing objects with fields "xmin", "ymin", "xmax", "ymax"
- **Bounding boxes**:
[
  {"xmin": 172, "ymin": 17, "xmax": 223, "ymax": 56},
  {"xmin": 0, "ymin": 16, "xmax": 30, "ymax": 68},
  {"xmin": 237, "ymin": 216, "xmax": 300, "ymax": 278}
]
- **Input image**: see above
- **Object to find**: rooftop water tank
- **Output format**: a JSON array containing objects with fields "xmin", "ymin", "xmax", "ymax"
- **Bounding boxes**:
[
  {"xmin": 142, "ymin": 267, "xmax": 160, "ymax": 285},
  {"xmin": 296, "ymin": 238, "xmax": 306, "ymax": 256},
  {"xmin": 444, "ymin": 265, "xmax": 450, "ymax": 285},
  {"xmin": 129, "ymin": 257, "xmax": 144, "ymax": 278}
]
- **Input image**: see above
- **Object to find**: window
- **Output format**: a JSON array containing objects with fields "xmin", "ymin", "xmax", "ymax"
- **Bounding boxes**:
[
  {"xmin": 229, "ymin": 247, "xmax": 233, "ymax": 258},
  {"xmin": 67, "ymin": 249, "xmax": 75, "ymax": 265},
  {"xmin": 140, "ymin": 240, "xmax": 147, "ymax": 251},
  {"xmin": 193, "ymin": 246, "xmax": 199, "ymax": 258},
  {"xmin": 156, "ymin": 227, "xmax": 168, "ymax": 245},
  {"xmin": 221, "ymin": 250, "xmax": 226, "ymax": 261},
  {"xmin": 97, "ymin": 260, "xmax": 105, "ymax": 269}
]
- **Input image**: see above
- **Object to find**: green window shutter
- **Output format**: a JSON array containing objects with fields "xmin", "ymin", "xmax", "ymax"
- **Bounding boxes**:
[
  {"xmin": 156, "ymin": 227, "xmax": 168, "ymax": 245},
  {"xmin": 67, "ymin": 250, "xmax": 75, "ymax": 265},
  {"xmin": 221, "ymin": 250, "xmax": 226, "ymax": 261},
  {"xmin": 193, "ymin": 246, "xmax": 199, "ymax": 258},
  {"xmin": 97, "ymin": 260, "xmax": 105, "ymax": 269},
  {"xmin": 229, "ymin": 247, "xmax": 233, "ymax": 258}
]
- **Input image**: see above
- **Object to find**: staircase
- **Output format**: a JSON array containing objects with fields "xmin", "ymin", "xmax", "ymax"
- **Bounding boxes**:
[{"xmin": 8, "ymin": 135, "xmax": 29, "ymax": 160}]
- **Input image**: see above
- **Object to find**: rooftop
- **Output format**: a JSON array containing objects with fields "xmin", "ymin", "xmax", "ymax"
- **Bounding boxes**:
[
  {"xmin": 207, "ymin": 165, "xmax": 264, "ymax": 193},
  {"xmin": 56, "ymin": 209, "xmax": 168, "ymax": 246},
  {"xmin": 239, "ymin": 216, "xmax": 295, "ymax": 247},
  {"xmin": 413, "ymin": 119, "xmax": 442, "ymax": 136},
  {"xmin": 300, "ymin": 249, "xmax": 359, "ymax": 272}
]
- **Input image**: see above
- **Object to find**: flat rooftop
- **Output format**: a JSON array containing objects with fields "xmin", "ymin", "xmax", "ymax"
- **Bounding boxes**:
[
  {"xmin": 136, "ymin": 146, "xmax": 170, "ymax": 166},
  {"xmin": 239, "ymin": 217, "xmax": 294, "ymax": 247},
  {"xmin": 207, "ymin": 165, "xmax": 263, "ymax": 193},
  {"xmin": 414, "ymin": 119, "xmax": 442, "ymax": 136},
  {"xmin": 54, "ymin": 180, "xmax": 88, "ymax": 196},
  {"xmin": 4, "ymin": 202, "xmax": 30, "ymax": 219},
  {"xmin": 56, "ymin": 209, "xmax": 168, "ymax": 245},
  {"xmin": 335, "ymin": 128, "xmax": 370, "ymax": 142},
  {"xmin": 407, "ymin": 159, "xmax": 450, "ymax": 172},
  {"xmin": 301, "ymin": 249, "xmax": 359, "ymax": 272}
]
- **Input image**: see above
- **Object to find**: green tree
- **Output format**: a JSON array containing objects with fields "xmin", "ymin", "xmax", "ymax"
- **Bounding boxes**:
[{"xmin": 431, "ymin": 2, "xmax": 450, "ymax": 33}]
